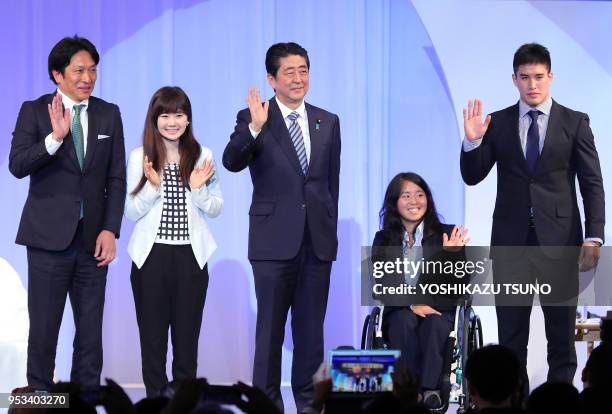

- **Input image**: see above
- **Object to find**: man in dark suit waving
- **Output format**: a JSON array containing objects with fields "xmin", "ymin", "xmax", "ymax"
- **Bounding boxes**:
[
  {"xmin": 460, "ymin": 43, "xmax": 604, "ymax": 392},
  {"xmin": 9, "ymin": 36, "xmax": 126, "ymax": 391},
  {"xmin": 223, "ymin": 42, "xmax": 340, "ymax": 412}
]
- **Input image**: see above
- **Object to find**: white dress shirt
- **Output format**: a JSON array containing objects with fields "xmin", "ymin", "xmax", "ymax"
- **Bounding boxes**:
[
  {"xmin": 403, "ymin": 222, "xmax": 424, "ymax": 309},
  {"xmin": 402, "ymin": 222, "xmax": 424, "ymax": 284}
]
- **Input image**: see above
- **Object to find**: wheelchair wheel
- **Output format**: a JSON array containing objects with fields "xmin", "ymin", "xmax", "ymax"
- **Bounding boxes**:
[
  {"xmin": 468, "ymin": 311, "xmax": 483, "ymax": 354},
  {"xmin": 361, "ymin": 307, "xmax": 382, "ymax": 349},
  {"xmin": 361, "ymin": 314, "xmax": 371, "ymax": 350},
  {"xmin": 456, "ymin": 306, "xmax": 484, "ymax": 414}
]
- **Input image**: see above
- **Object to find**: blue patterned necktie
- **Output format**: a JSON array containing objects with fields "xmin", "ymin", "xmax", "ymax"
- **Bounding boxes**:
[
  {"xmin": 526, "ymin": 110, "xmax": 541, "ymax": 174},
  {"xmin": 287, "ymin": 111, "xmax": 308, "ymax": 175},
  {"xmin": 72, "ymin": 104, "xmax": 85, "ymax": 170}
]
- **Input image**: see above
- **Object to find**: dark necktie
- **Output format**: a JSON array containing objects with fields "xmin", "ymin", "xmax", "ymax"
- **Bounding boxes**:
[
  {"xmin": 287, "ymin": 111, "xmax": 308, "ymax": 175},
  {"xmin": 526, "ymin": 110, "xmax": 541, "ymax": 174},
  {"xmin": 72, "ymin": 104, "xmax": 85, "ymax": 170},
  {"xmin": 72, "ymin": 104, "xmax": 85, "ymax": 218}
]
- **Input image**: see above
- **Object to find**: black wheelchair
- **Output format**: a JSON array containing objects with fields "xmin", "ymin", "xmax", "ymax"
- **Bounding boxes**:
[{"xmin": 361, "ymin": 300, "xmax": 483, "ymax": 413}]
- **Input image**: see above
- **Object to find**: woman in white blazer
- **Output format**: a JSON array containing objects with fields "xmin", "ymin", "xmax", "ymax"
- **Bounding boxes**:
[{"xmin": 125, "ymin": 86, "xmax": 222, "ymax": 397}]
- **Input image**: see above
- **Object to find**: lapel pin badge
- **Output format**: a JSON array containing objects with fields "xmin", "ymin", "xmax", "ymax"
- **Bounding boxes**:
[{"xmin": 315, "ymin": 119, "xmax": 321, "ymax": 130}]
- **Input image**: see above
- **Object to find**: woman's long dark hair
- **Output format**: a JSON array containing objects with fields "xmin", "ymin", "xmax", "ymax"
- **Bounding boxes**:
[
  {"xmin": 379, "ymin": 172, "xmax": 443, "ymax": 238},
  {"xmin": 131, "ymin": 86, "xmax": 202, "ymax": 195}
]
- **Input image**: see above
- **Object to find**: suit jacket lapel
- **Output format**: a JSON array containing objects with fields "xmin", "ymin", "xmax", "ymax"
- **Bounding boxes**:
[
  {"xmin": 505, "ymin": 103, "xmax": 532, "ymax": 173},
  {"xmin": 268, "ymin": 98, "xmax": 305, "ymax": 177},
  {"xmin": 422, "ymin": 232, "xmax": 441, "ymax": 246},
  {"xmin": 305, "ymin": 103, "xmax": 320, "ymax": 177},
  {"xmin": 534, "ymin": 100, "xmax": 561, "ymax": 176},
  {"xmin": 83, "ymin": 100, "xmax": 97, "ymax": 172},
  {"xmin": 422, "ymin": 231, "xmax": 442, "ymax": 256},
  {"xmin": 65, "ymin": 131, "xmax": 81, "ymax": 171}
]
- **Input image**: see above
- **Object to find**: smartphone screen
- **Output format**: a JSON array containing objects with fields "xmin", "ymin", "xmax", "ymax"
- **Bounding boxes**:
[{"xmin": 329, "ymin": 350, "xmax": 400, "ymax": 392}]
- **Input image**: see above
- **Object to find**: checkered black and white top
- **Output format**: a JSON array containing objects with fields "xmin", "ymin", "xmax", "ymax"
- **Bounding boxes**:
[{"xmin": 156, "ymin": 163, "xmax": 190, "ymax": 244}]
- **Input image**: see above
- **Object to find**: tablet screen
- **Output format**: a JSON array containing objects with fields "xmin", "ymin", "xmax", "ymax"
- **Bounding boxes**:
[{"xmin": 329, "ymin": 349, "xmax": 400, "ymax": 392}]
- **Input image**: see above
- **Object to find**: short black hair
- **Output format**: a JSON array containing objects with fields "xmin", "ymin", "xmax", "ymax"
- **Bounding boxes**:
[
  {"xmin": 465, "ymin": 345, "xmax": 522, "ymax": 405},
  {"xmin": 265, "ymin": 42, "xmax": 310, "ymax": 77},
  {"xmin": 513, "ymin": 43, "xmax": 551, "ymax": 74},
  {"xmin": 584, "ymin": 342, "xmax": 612, "ymax": 388},
  {"xmin": 48, "ymin": 35, "xmax": 100, "ymax": 84},
  {"xmin": 527, "ymin": 382, "xmax": 580, "ymax": 413}
]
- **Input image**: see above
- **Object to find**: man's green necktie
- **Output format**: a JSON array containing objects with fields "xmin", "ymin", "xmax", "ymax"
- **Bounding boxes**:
[
  {"xmin": 72, "ymin": 104, "xmax": 85, "ymax": 170},
  {"xmin": 72, "ymin": 104, "xmax": 85, "ymax": 218}
]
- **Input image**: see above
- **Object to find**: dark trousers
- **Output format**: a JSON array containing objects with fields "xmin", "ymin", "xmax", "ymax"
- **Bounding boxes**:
[
  {"xmin": 494, "ymin": 226, "xmax": 578, "ymax": 396},
  {"xmin": 131, "ymin": 243, "xmax": 208, "ymax": 397},
  {"xmin": 384, "ymin": 307, "xmax": 454, "ymax": 390},
  {"xmin": 26, "ymin": 221, "xmax": 107, "ymax": 390},
  {"xmin": 251, "ymin": 228, "xmax": 332, "ymax": 414}
]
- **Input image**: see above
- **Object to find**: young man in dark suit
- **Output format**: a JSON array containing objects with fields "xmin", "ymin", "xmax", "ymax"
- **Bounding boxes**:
[
  {"xmin": 9, "ymin": 36, "xmax": 126, "ymax": 391},
  {"xmin": 460, "ymin": 43, "xmax": 604, "ymax": 392},
  {"xmin": 223, "ymin": 42, "xmax": 341, "ymax": 413}
]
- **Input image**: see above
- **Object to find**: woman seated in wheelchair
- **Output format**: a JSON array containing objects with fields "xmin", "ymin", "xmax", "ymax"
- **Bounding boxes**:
[{"xmin": 372, "ymin": 172, "xmax": 469, "ymax": 410}]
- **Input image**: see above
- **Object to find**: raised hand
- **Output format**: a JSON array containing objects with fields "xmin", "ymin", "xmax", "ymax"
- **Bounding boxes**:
[
  {"xmin": 47, "ymin": 93, "xmax": 71, "ymax": 141},
  {"xmin": 463, "ymin": 99, "xmax": 491, "ymax": 141},
  {"xmin": 443, "ymin": 225, "xmax": 470, "ymax": 252},
  {"xmin": 189, "ymin": 158, "xmax": 214, "ymax": 190},
  {"xmin": 247, "ymin": 87, "xmax": 269, "ymax": 133},
  {"xmin": 143, "ymin": 155, "xmax": 161, "ymax": 188}
]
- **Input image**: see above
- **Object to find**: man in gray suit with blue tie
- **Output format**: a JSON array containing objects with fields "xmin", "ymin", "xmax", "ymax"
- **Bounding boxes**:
[{"xmin": 223, "ymin": 42, "xmax": 341, "ymax": 413}]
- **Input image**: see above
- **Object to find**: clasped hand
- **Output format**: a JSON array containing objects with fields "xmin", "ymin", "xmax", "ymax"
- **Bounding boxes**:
[
  {"xmin": 143, "ymin": 155, "xmax": 161, "ymax": 188},
  {"xmin": 143, "ymin": 156, "xmax": 214, "ymax": 190},
  {"xmin": 189, "ymin": 158, "xmax": 214, "ymax": 189}
]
